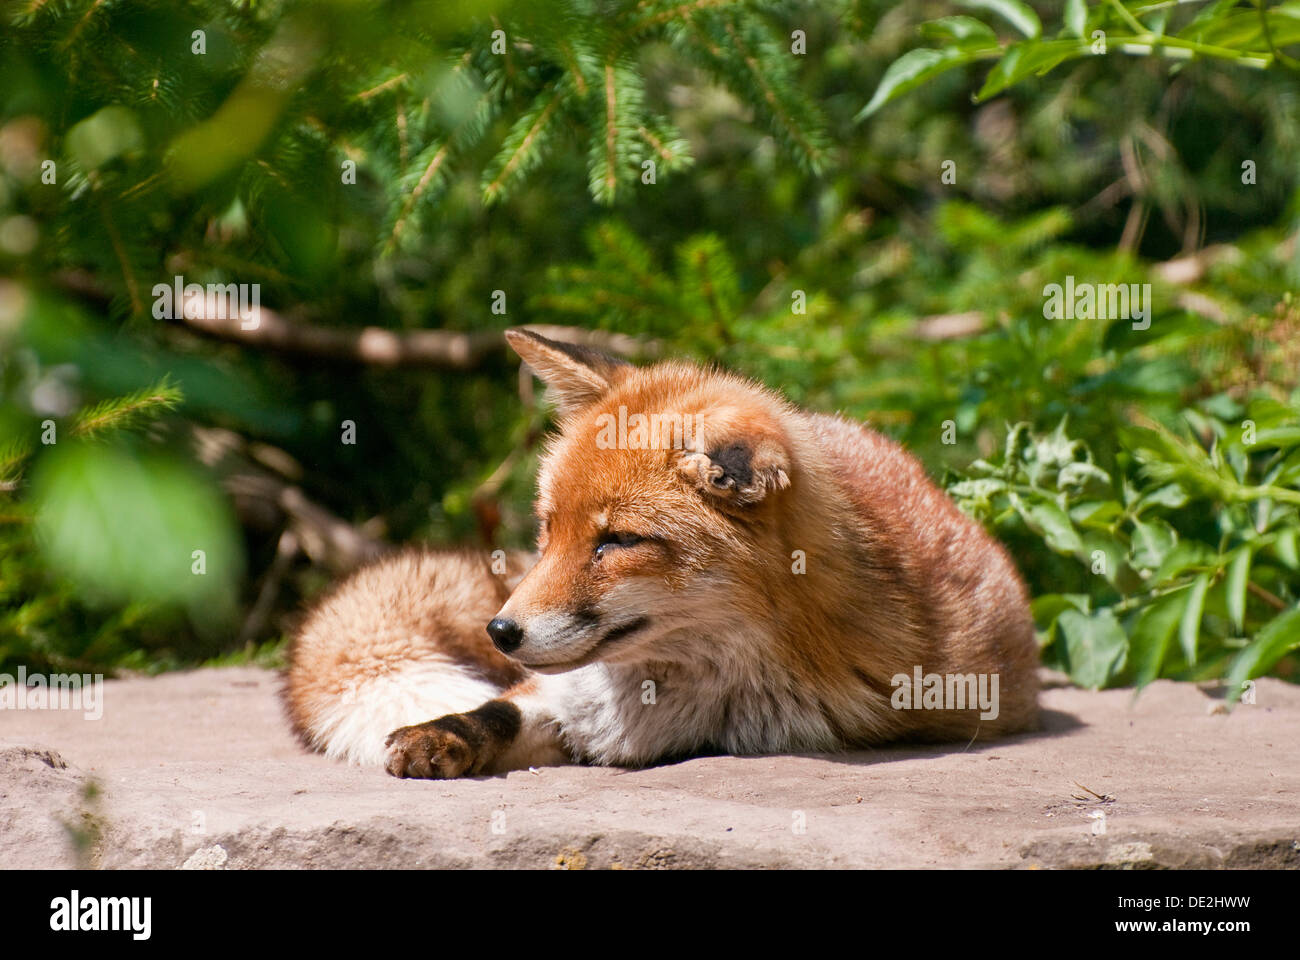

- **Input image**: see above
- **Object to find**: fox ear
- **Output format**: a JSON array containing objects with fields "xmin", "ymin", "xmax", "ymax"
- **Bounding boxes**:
[
  {"xmin": 506, "ymin": 328, "xmax": 629, "ymax": 416},
  {"xmin": 677, "ymin": 414, "xmax": 791, "ymax": 509}
]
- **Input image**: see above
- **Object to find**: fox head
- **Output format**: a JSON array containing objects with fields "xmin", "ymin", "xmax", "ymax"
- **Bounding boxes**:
[{"xmin": 488, "ymin": 328, "xmax": 799, "ymax": 673}]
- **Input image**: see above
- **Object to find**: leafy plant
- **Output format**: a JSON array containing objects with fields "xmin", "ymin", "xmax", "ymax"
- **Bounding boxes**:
[
  {"xmin": 0, "ymin": 371, "xmax": 242, "ymax": 673},
  {"xmin": 859, "ymin": 0, "xmax": 1300, "ymax": 120},
  {"xmin": 947, "ymin": 400, "xmax": 1300, "ymax": 694}
]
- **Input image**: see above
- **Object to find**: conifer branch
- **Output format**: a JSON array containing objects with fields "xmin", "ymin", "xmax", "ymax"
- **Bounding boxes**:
[
  {"xmin": 396, "ymin": 99, "xmax": 409, "ymax": 171},
  {"xmin": 603, "ymin": 61, "xmax": 619, "ymax": 202},
  {"xmin": 633, "ymin": 0, "xmax": 745, "ymax": 31},
  {"xmin": 98, "ymin": 193, "xmax": 143, "ymax": 316},
  {"xmin": 72, "ymin": 377, "xmax": 183, "ymax": 440},
  {"xmin": 386, "ymin": 140, "xmax": 452, "ymax": 250},
  {"xmin": 354, "ymin": 73, "xmax": 408, "ymax": 101},
  {"xmin": 482, "ymin": 83, "xmax": 565, "ymax": 205},
  {"xmin": 556, "ymin": 39, "xmax": 589, "ymax": 96},
  {"xmin": 722, "ymin": 18, "xmax": 828, "ymax": 173},
  {"xmin": 0, "ymin": 438, "xmax": 32, "ymax": 493},
  {"xmin": 637, "ymin": 125, "xmax": 672, "ymax": 164}
]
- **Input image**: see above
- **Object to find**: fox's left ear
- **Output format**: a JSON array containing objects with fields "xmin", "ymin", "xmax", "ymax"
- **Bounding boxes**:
[
  {"xmin": 506, "ymin": 328, "xmax": 630, "ymax": 417},
  {"xmin": 677, "ymin": 412, "xmax": 792, "ymax": 509}
]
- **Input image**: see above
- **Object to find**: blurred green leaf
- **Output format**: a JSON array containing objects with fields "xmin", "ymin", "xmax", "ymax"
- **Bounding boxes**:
[
  {"xmin": 976, "ymin": 40, "xmax": 1089, "ymax": 101},
  {"xmin": 30, "ymin": 444, "xmax": 242, "ymax": 620},
  {"xmin": 1177, "ymin": 571, "xmax": 1211, "ymax": 666},
  {"xmin": 856, "ymin": 48, "xmax": 988, "ymax": 120},
  {"xmin": 1015, "ymin": 497, "xmax": 1084, "ymax": 554},
  {"xmin": 1225, "ymin": 545, "xmax": 1252, "ymax": 633},
  {"xmin": 956, "ymin": 0, "xmax": 1043, "ymax": 38},
  {"xmin": 1227, "ymin": 606, "xmax": 1300, "ymax": 696},
  {"xmin": 1058, "ymin": 608, "xmax": 1127, "ymax": 688},
  {"xmin": 1064, "ymin": 0, "xmax": 1088, "ymax": 39},
  {"xmin": 918, "ymin": 16, "xmax": 1000, "ymax": 47},
  {"xmin": 67, "ymin": 106, "xmax": 144, "ymax": 170},
  {"xmin": 1130, "ymin": 592, "xmax": 1187, "ymax": 688}
]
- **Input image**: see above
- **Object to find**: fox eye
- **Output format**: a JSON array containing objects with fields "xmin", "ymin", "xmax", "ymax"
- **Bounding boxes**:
[{"xmin": 594, "ymin": 531, "xmax": 644, "ymax": 559}]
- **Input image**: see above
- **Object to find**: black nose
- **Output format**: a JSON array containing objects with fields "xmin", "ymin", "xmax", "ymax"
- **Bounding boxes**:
[{"xmin": 487, "ymin": 617, "xmax": 524, "ymax": 654}]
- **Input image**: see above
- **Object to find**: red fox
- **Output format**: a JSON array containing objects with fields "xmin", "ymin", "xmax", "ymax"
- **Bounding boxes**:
[{"xmin": 285, "ymin": 329, "xmax": 1039, "ymax": 778}]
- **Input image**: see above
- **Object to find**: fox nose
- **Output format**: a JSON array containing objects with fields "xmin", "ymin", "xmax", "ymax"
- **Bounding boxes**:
[{"xmin": 487, "ymin": 617, "xmax": 524, "ymax": 654}]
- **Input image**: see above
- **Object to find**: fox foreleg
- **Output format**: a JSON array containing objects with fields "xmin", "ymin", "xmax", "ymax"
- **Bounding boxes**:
[{"xmin": 384, "ymin": 680, "xmax": 568, "ymax": 779}]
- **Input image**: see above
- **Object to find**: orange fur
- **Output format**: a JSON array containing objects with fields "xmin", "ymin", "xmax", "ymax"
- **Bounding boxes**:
[{"xmin": 285, "ymin": 330, "xmax": 1039, "ymax": 777}]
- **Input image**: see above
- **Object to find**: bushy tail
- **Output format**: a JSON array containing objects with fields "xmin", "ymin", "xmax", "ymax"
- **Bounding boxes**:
[{"xmin": 283, "ymin": 548, "xmax": 533, "ymax": 766}]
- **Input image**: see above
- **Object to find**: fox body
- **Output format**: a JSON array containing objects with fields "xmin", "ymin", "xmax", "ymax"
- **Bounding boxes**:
[{"xmin": 284, "ymin": 330, "xmax": 1039, "ymax": 778}]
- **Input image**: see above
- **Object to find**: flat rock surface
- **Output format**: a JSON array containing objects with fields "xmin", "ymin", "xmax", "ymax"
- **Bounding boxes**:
[{"xmin": 2, "ymin": 667, "xmax": 1298, "ymax": 869}]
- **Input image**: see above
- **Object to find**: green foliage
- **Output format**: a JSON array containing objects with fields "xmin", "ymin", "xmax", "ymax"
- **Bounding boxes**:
[
  {"xmin": 1, "ymin": 0, "xmax": 1297, "ymax": 697},
  {"xmin": 0, "ymin": 0, "xmax": 834, "ymax": 673},
  {"xmin": 31, "ymin": 443, "xmax": 242, "ymax": 614},
  {"xmin": 3, "ymin": 0, "xmax": 831, "ymax": 289},
  {"xmin": 947, "ymin": 405, "xmax": 1300, "ymax": 693},
  {"xmin": 70, "ymin": 377, "xmax": 182, "ymax": 441},
  {"xmin": 1, "ymin": 370, "xmax": 241, "ymax": 672},
  {"xmin": 860, "ymin": 0, "xmax": 1300, "ymax": 118}
]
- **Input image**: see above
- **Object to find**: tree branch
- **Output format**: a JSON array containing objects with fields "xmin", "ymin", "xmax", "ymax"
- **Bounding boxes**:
[
  {"xmin": 52, "ymin": 269, "xmax": 661, "ymax": 368},
  {"xmin": 175, "ymin": 300, "xmax": 660, "ymax": 368},
  {"xmin": 188, "ymin": 424, "xmax": 388, "ymax": 573}
]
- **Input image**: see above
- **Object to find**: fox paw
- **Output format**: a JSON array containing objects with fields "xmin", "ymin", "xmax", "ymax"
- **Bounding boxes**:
[{"xmin": 384, "ymin": 721, "xmax": 475, "ymax": 779}]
